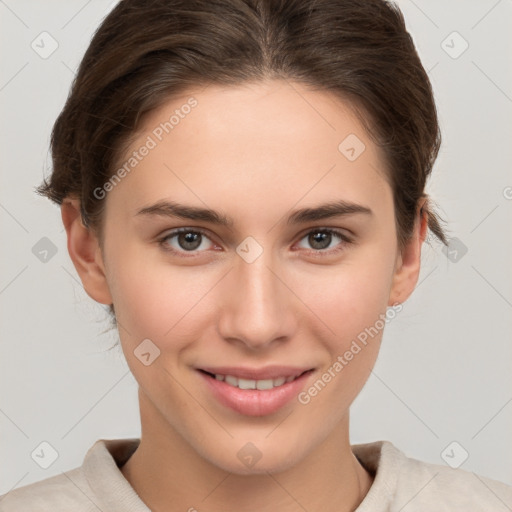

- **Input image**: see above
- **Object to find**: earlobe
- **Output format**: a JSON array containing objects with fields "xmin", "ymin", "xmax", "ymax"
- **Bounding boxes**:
[
  {"xmin": 61, "ymin": 198, "xmax": 113, "ymax": 305},
  {"xmin": 387, "ymin": 198, "xmax": 428, "ymax": 306}
]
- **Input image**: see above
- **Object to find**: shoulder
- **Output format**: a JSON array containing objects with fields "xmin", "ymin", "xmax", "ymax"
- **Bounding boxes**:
[
  {"xmin": 353, "ymin": 440, "xmax": 512, "ymax": 510},
  {"xmin": 0, "ymin": 437, "xmax": 142, "ymax": 512},
  {"xmin": 0, "ymin": 467, "xmax": 97, "ymax": 512},
  {"xmin": 386, "ymin": 441, "xmax": 512, "ymax": 510}
]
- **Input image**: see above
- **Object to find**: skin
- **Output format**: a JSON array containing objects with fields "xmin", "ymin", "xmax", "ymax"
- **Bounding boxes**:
[{"xmin": 61, "ymin": 79, "xmax": 427, "ymax": 512}]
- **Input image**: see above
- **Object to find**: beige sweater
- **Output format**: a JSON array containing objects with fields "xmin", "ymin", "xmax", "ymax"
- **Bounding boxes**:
[{"xmin": 1, "ymin": 438, "xmax": 511, "ymax": 511}]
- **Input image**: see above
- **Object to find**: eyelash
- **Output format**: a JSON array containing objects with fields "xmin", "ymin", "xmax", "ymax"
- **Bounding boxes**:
[{"xmin": 157, "ymin": 227, "xmax": 354, "ymax": 258}]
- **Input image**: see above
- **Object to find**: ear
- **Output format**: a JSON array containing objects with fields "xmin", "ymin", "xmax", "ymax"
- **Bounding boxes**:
[
  {"xmin": 61, "ymin": 198, "xmax": 113, "ymax": 305},
  {"xmin": 388, "ymin": 197, "xmax": 428, "ymax": 306}
]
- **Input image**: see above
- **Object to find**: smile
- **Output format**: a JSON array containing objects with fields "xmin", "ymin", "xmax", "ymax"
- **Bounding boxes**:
[
  {"xmin": 206, "ymin": 372, "xmax": 300, "ymax": 390},
  {"xmin": 197, "ymin": 367, "xmax": 315, "ymax": 416}
]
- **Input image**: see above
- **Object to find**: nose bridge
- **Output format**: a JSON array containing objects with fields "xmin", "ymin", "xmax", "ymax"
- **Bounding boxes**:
[{"xmin": 217, "ymin": 243, "xmax": 295, "ymax": 348}]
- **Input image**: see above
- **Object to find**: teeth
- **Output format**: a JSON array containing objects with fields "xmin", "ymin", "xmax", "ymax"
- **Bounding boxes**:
[
  {"xmin": 214, "ymin": 374, "xmax": 298, "ymax": 390},
  {"xmin": 273, "ymin": 377, "xmax": 286, "ymax": 387},
  {"xmin": 238, "ymin": 378, "xmax": 256, "ymax": 390},
  {"xmin": 225, "ymin": 375, "xmax": 238, "ymax": 387}
]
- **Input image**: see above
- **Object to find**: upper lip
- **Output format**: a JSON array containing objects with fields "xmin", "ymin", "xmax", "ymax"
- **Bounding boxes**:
[{"xmin": 198, "ymin": 365, "xmax": 314, "ymax": 380}]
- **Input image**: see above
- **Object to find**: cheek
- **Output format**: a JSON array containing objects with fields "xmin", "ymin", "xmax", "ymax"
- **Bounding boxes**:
[
  {"xmin": 106, "ymin": 250, "xmax": 216, "ymax": 345},
  {"xmin": 294, "ymin": 266, "xmax": 393, "ymax": 413},
  {"xmin": 297, "ymin": 249, "xmax": 395, "ymax": 395},
  {"xmin": 300, "ymin": 251, "xmax": 396, "ymax": 338}
]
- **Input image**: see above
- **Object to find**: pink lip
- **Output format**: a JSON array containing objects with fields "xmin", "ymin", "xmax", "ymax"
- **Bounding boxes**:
[{"xmin": 197, "ymin": 368, "xmax": 315, "ymax": 417}]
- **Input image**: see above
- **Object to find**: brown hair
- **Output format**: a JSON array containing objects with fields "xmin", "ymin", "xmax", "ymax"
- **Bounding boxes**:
[{"xmin": 36, "ymin": 0, "xmax": 449, "ymax": 324}]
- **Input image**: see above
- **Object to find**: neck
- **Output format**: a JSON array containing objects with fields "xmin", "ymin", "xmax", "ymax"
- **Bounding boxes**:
[{"xmin": 121, "ymin": 391, "xmax": 374, "ymax": 512}]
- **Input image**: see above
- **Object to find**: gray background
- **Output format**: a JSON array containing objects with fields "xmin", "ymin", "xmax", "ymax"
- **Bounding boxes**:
[{"xmin": 1, "ymin": 0, "xmax": 511, "ymax": 494}]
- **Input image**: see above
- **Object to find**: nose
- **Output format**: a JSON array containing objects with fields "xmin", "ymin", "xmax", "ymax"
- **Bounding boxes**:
[{"xmin": 216, "ymin": 249, "xmax": 297, "ymax": 351}]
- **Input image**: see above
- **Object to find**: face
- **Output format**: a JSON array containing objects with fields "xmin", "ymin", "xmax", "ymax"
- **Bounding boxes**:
[{"xmin": 68, "ymin": 79, "xmax": 423, "ymax": 475}]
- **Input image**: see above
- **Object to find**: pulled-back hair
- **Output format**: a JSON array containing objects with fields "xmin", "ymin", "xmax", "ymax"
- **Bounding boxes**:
[{"xmin": 36, "ymin": 0, "xmax": 449, "ymax": 322}]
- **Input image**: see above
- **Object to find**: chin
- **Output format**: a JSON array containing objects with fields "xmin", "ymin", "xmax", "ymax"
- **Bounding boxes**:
[{"xmin": 198, "ymin": 438, "xmax": 309, "ymax": 476}]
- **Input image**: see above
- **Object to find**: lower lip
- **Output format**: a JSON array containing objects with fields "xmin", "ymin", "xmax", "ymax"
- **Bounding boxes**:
[{"xmin": 198, "ymin": 370, "xmax": 314, "ymax": 416}]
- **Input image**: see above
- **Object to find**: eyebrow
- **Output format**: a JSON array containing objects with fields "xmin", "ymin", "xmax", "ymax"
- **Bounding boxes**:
[{"xmin": 135, "ymin": 199, "xmax": 373, "ymax": 227}]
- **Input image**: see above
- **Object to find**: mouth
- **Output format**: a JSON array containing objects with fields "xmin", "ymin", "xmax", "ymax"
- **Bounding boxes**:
[
  {"xmin": 196, "ymin": 366, "xmax": 315, "ymax": 416},
  {"xmin": 198, "ymin": 369, "xmax": 310, "ymax": 390}
]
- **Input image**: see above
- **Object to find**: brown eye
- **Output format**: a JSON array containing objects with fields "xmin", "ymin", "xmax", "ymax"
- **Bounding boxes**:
[
  {"xmin": 159, "ymin": 228, "xmax": 214, "ymax": 254},
  {"xmin": 158, "ymin": 227, "xmax": 353, "ymax": 258},
  {"xmin": 295, "ymin": 229, "xmax": 353, "ymax": 255}
]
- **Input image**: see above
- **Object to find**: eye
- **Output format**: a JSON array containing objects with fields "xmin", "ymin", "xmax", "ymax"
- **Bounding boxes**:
[
  {"xmin": 158, "ymin": 227, "xmax": 353, "ymax": 257},
  {"xmin": 159, "ymin": 228, "xmax": 216, "ymax": 255},
  {"xmin": 294, "ymin": 228, "xmax": 353, "ymax": 255}
]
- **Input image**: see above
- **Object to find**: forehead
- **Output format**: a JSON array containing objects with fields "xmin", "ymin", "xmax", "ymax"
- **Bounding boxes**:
[
  {"xmin": 106, "ymin": 79, "xmax": 391, "ymax": 221},
  {"xmin": 136, "ymin": 79, "xmax": 371, "ymax": 159}
]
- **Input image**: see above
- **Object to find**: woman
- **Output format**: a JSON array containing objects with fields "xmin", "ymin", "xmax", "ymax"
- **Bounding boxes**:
[{"xmin": 1, "ymin": 0, "xmax": 510, "ymax": 510}]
